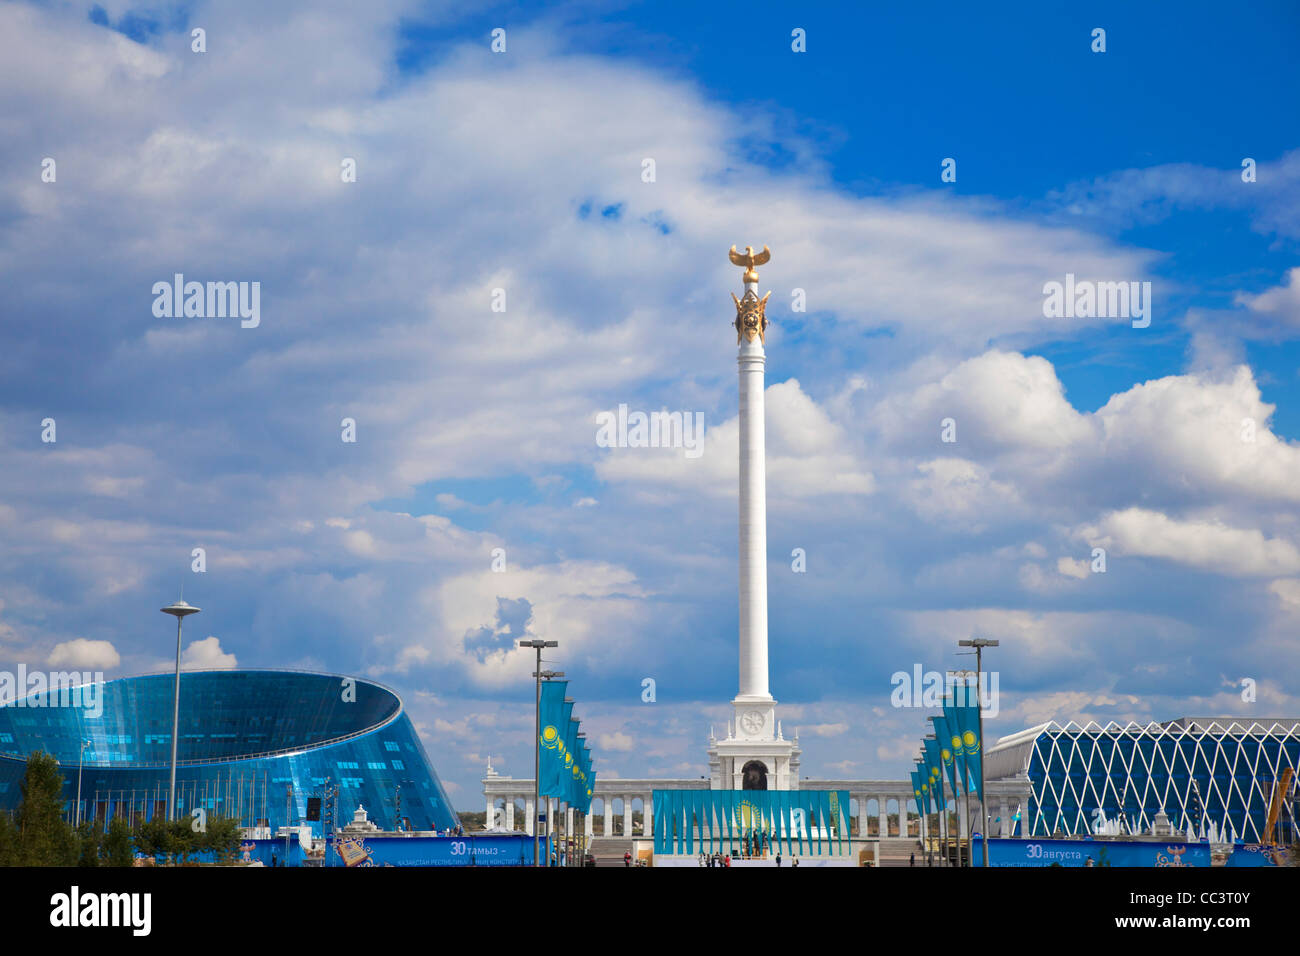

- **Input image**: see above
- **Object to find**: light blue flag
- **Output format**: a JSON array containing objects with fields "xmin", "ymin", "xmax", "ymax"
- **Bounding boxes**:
[
  {"xmin": 777, "ymin": 790, "xmax": 790, "ymax": 857},
  {"xmin": 734, "ymin": 791, "xmax": 742, "ymax": 855},
  {"xmin": 831, "ymin": 790, "xmax": 848, "ymax": 854},
  {"xmin": 803, "ymin": 794, "xmax": 814, "ymax": 856},
  {"xmin": 654, "ymin": 791, "xmax": 667, "ymax": 854},
  {"xmin": 723, "ymin": 794, "xmax": 731, "ymax": 854},
  {"xmin": 910, "ymin": 769, "xmax": 926, "ymax": 823},
  {"xmin": 537, "ymin": 680, "xmax": 568, "ymax": 797},
  {"xmin": 923, "ymin": 737, "xmax": 946, "ymax": 812},
  {"xmin": 942, "ymin": 696, "xmax": 969, "ymax": 795},
  {"xmin": 656, "ymin": 791, "xmax": 667, "ymax": 854},
  {"xmin": 682, "ymin": 790, "xmax": 692, "ymax": 856},
  {"xmin": 670, "ymin": 790, "xmax": 680, "ymax": 853},
  {"xmin": 955, "ymin": 701, "xmax": 984, "ymax": 801},
  {"xmin": 812, "ymin": 792, "xmax": 822, "ymax": 855},
  {"xmin": 580, "ymin": 745, "xmax": 593, "ymax": 813},
  {"xmin": 821, "ymin": 791, "xmax": 832, "ymax": 855},
  {"xmin": 934, "ymin": 713, "xmax": 961, "ymax": 801},
  {"xmin": 567, "ymin": 717, "xmax": 583, "ymax": 805},
  {"xmin": 547, "ymin": 697, "xmax": 573, "ymax": 799}
]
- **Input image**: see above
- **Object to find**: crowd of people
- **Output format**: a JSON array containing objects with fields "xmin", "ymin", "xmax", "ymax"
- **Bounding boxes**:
[
  {"xmin": 694, "ymin": 831, "xmax": 802, "ymax": 867},
  {"xmin": 697, "ymin": 851, "xmax": 800, "ymax": 867}
]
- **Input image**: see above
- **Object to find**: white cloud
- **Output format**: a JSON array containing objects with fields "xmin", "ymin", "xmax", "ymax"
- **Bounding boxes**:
[
  {"xmin": 1235, "ymin": 266, "xmax": 1300, "ymax": 328},
  {"xmin": 181, "ymin": 636, "xmax": 238, "ymax": 670},
  {"xmin": 804, "ymin": 722, "xmax": 849, "ymax": 738},
  {"xmin": 597, "ymin": 379, "xmax": 874, "ymax": 499},
  {"xmin": 46, "ymin": 638, "xmax": 120, "ymax": 670},
  {"xmin": 1080, "ymin": 508, "xmax": 1300, "ymax": 577},
  {"xmin": 599, "ymin": 732, "xmax": 635, "ymax": 751},
  {"xmin": 1056, "ymin": 557, "xmax": 1090, "ymax": 580}
]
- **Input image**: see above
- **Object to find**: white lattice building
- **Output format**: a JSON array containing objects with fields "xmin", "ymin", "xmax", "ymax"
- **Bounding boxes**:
[{"xmin": 984, "ymin": 717, "xmax": 1300, "ymax": 842}]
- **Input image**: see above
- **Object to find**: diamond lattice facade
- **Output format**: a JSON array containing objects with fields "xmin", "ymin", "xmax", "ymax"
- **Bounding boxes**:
[{"xmin": 984, "ymin": 717, "xmax": 1300, "ymax": 842}]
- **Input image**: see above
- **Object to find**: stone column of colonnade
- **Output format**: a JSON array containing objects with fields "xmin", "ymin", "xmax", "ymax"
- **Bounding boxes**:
[
  {"xmin": 623, "ymin": 797, "xmax": 632, "ymax": 837},
  {"xmin": 505, "ymin": 799, "xmax": 514, "ymax": 831},
  {"xmin": 878, "ymin": 798, "xmax": 889, "ymax": 838},
  {"xmin": 603, "ymin": 800, "xmax": 612, "ymax": 836},
  {"xmin": 585, "ymin": 811, "xmax": 593, "ymax": 838},
  {"xmin": 525, "ymin": 797, "xmax": 534, "ymax": 837},
  {"xmin": 644, "ymin": 794, "xmax": 653, "ymax": 838}
]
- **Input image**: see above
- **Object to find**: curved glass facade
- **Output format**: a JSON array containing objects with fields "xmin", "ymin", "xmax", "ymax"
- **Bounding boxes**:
[{"xmin": 0, "ymin": 670, "xmax": 458, "ymax": 833}]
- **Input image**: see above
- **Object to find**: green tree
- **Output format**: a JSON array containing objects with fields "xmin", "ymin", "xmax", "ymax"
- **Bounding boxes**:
[
  {"xmin": 104, "ymin": 819, "xmax": 135, "ymax": 867},
  {"xmin": 203, "ymin": 815, "xmax": 242, "ymax": 864},
  {"xmin": 134, "ymin": 817, "xmax": 169, "ymax": 864},
  {"xmin": 14, "ymin": 751, "xmax": 77, "ymax": 866},
  {"xmin": 76, "ymin": 821, "xmax": 103, "ymax": 867},
  {"xmin": 168, "ymin": 818, "xmax": 197, "ymax": 865},
  {"xmin": 0, "ymin": 812, "xmax": 16, "ymax": 866}
]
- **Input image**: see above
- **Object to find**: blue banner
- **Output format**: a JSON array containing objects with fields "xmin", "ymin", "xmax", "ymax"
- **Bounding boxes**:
[
  {"xmin": 910, "ymin": 769, "xmax": 925, "ymax": 822},
  {"xmin": 934, "ymin": 713, "xmax": 961, "ymax": 799},
  {"xmin": 972, "ymin": 837, "xmax": 1214, "ymax": 868},
  {"xmin": 922, "ymin": 737, "xmax": 946, "ymax": 810},
  {"xmin": 954, "ymin": 701, "xmax": 983, "ymax": 800},
  {"xmin": 237, "ymin": 834, "xmax": 545, "ymax": 867},
  {"xmin": 651, "ymin": 790, "xmax": 851, "ymax": 857},
  {"xmin": 942, "ymin": 696, "xmax": 969, "ymax": 794},
  {"xmin": 538, "ymin": 680, "xmax": 568, "ymax": 798}
]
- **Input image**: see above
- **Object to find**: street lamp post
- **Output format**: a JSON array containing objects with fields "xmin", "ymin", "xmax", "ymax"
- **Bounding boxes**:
[
  {"xmin": 519, "ymin": 639, "xmax": 558, "ymax": 867},
  {"xmin": 76, "ymin": 739, "xmax": 89, "ymax": 828},
  {"xmin": 958, "ymin": 638, "xmax": 998, "ymax": 868},
  {"xmin": 161, "ymin": 599, "xmax": 200, "ymax": 822},
  {"xmin": 538, "ymin": 671, "xmax": 564, "ymax": 866},
  {"xmin": 948, "ymin": 668, "xmax": 976, "ymax": 867}
]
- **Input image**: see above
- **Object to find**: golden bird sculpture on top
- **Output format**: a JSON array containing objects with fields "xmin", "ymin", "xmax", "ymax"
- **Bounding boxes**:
[
  {"xmin": 728, "ymin": 244, "xmax": 772, "ymax": 344},
  {"xmin": 728, "ymin": 244, "xmax": 771, "ymax": 283}
]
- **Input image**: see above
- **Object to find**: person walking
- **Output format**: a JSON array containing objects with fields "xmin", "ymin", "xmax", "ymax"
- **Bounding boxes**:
[
  {"xmin": 776, "ymin": 853, "xmax": 782, "ymax": 867},
  {"xmin": 624, "ymin": 850, "xmax": 632, "ymax": 867},
  {"xmin": 909, "ymin": 852, "xmax": 915, "ymax": 867}
]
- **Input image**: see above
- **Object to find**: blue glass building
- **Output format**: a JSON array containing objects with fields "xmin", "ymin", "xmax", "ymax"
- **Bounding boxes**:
[
  {"xmin": 0, "ymin": 670, "xmax": 459, "ymax": 833},
  {"xmin": 984, "ymin": 717, "xmax": 1300, "ymax": 843}
]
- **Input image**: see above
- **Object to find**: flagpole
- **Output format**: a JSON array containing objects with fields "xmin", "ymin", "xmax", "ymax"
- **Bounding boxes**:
[
  {"xmin": 959, "ymin": 639, "xmax": 998, "ymax": 867},
  {"xmin": 519, "ymin": 639, "xmax": 558, "ymax": 867}
]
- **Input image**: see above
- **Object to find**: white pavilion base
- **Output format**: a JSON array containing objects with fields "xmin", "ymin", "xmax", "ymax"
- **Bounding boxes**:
[{"xmin": 653, "ymin": 854, "xmax": 857, "ymax": 868}]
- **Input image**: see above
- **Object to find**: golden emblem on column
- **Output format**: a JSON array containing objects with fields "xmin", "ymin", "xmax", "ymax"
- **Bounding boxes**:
[{"xmin": 729, "ymin": 245, "xmax": 772, "ymax": 344}]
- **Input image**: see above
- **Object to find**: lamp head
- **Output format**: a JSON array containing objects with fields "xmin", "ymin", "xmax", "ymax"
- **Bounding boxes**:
[{"xmin": 161, "ymin": 599, "xmax": 201, "ymax": 618}]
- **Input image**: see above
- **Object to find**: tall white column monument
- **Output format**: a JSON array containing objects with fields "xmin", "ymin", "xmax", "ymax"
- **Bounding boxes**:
[{"xmin": 707, "ymin": 245, "xmax": 801, "ymax": 791}]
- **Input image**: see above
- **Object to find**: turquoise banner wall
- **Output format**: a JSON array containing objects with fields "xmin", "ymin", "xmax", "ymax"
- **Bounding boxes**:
[{"xmin": 652, "ymin": 790, "xmax": 851, "ymax": 856}]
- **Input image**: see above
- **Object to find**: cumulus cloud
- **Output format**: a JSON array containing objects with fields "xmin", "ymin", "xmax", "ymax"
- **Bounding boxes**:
[
  {"xmin": 46, "ymin": 638, "xmax": 121, "ymax": 670},
  {"xmin": 804, "ymin": 722, "xmax": 849, "ymax": 738},
  {"xmin": 181, "ymin": 637, "xmax": 238, "ymax": 670},
  {"xmin": 599, "ymin": 732, "xmax": 635, "ymax": 751},
  {"xmin": 1080, "ymin": 509, "xmax": 1300, "ymax": 578},
  {"xmin": 596, "ymin": 378, "xmax": 875, "ymax": 499}
]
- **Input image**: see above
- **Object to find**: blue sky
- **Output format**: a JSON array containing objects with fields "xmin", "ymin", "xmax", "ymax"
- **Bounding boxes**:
[{"xmin": 2, "ymin": 0, "xmax": 1299, "ymax": 806}]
